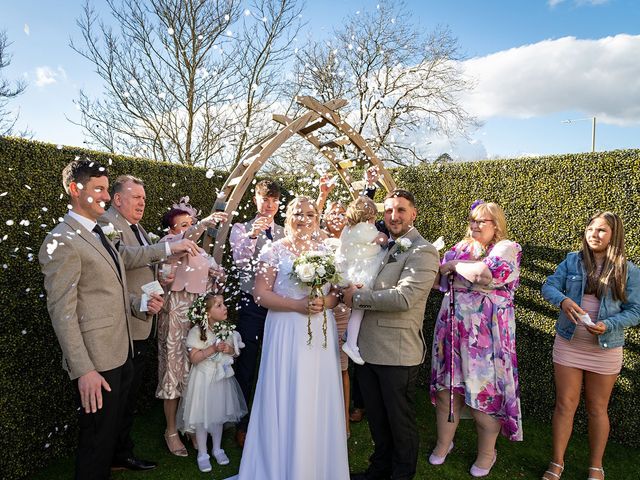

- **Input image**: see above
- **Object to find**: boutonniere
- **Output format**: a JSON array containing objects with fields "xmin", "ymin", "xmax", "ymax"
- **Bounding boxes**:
[
  {"xmin": 395, "ymin": 237, "xmax": 412, "ymax": 255},
  {"xmin": 147, "ymin": 232, "xmax": 160, "ymax": 244},
  {"xmin": 101, "ymin": 223, "xmax": 120, "ymax": 242}
]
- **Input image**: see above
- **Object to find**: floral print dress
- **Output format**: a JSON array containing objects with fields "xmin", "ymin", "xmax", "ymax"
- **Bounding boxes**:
[{"xmin": 430, "ymin": 239, "xmax": 523, "ymax": 441}]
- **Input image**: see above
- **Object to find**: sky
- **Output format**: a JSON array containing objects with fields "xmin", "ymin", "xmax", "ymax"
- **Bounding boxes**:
[{"xmin": 2, "ymin": 0, "xmax": 640, "ymax": 161}]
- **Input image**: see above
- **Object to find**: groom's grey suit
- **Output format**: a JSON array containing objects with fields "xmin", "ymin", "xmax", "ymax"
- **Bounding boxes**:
[{"xmin": 352, "ymin": 226, "xmax": 439, "ymax": 480}]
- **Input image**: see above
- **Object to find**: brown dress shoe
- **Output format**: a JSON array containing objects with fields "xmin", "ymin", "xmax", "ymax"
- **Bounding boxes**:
[
  {"xmin": 349, "ymin": 408, "xmax": 365, "ymax": 422},
  {"xmin": 235, "ymin": 429, "xmax": 247, "ymax": 448}
]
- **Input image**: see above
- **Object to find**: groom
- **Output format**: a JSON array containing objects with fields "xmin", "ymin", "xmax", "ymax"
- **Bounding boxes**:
[{"xmin": 344, "ymin": 189, "xmax": 439, "ymax": 480}]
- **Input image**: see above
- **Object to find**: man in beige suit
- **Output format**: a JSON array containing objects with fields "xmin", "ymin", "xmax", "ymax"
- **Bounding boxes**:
[
  {"xmin": 39, "ymin": 160, "xmax": 198, "ymax": 479},
  {"xmin": 345, "ymin": 189, "xmax": 439, "ymax": 480},
  {"xmin": 98, "ymin": 175, "xmax": 163, "ymax": 471}
]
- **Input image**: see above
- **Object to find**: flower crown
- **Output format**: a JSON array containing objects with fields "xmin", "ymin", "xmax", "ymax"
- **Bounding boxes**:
[
  {"xmin": 187, "ymin": 295, "xmax": 208, "ymax": 330},
  {"xmin": 173, "ymin": 196, "xmax": 201, "ymax": 220}
]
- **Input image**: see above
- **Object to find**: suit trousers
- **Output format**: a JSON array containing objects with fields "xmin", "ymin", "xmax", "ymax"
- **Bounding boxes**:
[
  {"xmin": 233, "ymin": 292, "xmax": 268, "ymax": 432},
  {"xmin": 74, "ymin": 357, "xmax": 134, "ymax": 480},
  {"xmin": 114, "ymin": 338, "xmax": 150, "ymax": 461},
  {"xmin": 358, "ymin": 362, "xmax": 420, "ymax": 480}
]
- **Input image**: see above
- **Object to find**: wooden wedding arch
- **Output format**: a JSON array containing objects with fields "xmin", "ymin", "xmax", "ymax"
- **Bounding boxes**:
[{"xmin": 204, "ymin": 96, "xmax": 397, "ymax": 263}]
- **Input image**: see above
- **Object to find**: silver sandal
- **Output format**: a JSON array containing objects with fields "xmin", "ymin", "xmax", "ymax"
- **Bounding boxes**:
[{"xmin": 542, "ymin": 461, "xmax": 564, "ymax": 479}]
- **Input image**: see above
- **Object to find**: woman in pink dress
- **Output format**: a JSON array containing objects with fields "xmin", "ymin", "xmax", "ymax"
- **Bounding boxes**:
[
  {"xmin": 541, "ymin": 212, "xmax": 640, "ymax": 480},
  {"xmin": 429, "ymin": 201, "xmax": 522, "ymax": 478},
  {"xmin": 156, "ymin": 202, "xmax": 227, "ymax": 457}
]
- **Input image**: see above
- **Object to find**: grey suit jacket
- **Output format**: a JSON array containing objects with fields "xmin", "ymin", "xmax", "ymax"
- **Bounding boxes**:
[
  {"xmin": 99, "ymin": 206, "xmax": 164, "ymax": 341},
  {"xmin": 353, "ymin": 227, "xmax": 439, "ymax": 366},
  {"xmin": 39, "ymin": 214, "xmax": 165, "ymax": 379}
]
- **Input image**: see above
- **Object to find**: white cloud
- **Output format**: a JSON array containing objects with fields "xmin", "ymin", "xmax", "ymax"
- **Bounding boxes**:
[
  {"xmin": 34, "ymin": 66, "xmax": 67, "ymax": 87},
  {"xmin": 548, "ymin": 0, "xmax": 610, "ymax": 7},
  {"xmin": 462, "ymin": 34, "xmax": 640, "ymax": 126}
]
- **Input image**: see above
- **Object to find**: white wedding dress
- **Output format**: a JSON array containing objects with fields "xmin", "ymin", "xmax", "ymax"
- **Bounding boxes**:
[{"xmin": 227, "ymin": 241, "xmax": 350, "ymax": 480}]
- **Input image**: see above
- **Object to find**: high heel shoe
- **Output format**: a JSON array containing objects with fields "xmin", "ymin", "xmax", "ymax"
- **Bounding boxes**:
[
  {"xmin": 428, "ymin": 441, "xmax": 454, "ymax": 465},
  {"xmin": 542, "ymin": 461, "xmax": 564, "ymax": 479},
  {"xmin": 470, "ymin": 450, "xmax": 497, "ymax": 478},
  {"xmin": 164, "ymin": 431, "xmax": 188, "ymax": 457},
  {"xmin": 587, "ymin": 466, "xmax": 605, "ymax": 480}
]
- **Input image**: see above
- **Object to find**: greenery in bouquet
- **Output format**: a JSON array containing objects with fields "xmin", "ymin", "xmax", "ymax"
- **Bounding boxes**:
[
  {"xmin": 289, "ymin": 251, "xmax": 341, "ymax": 348},
  {"xmin": 211, "ymin": 319, "xmax": 236, "ymax": 342}
]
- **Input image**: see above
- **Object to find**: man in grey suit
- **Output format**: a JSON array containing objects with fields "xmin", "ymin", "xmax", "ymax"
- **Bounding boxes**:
[
  {"xmin": 98, "ymin": 175, "xmax": 163, "ymax": 471},
  {"xmin": 39, "ymin": 160, "xmax": 198, "ymax": 479},
  {"xmin": 344, "ymin": 189, "xmax": 439, "ymax": 480}
]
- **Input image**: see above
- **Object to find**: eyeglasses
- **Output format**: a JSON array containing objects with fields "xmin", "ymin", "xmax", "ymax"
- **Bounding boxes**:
[{"xmin": 468, "ymin": 218, "xmax": 494, "ymax": 227}]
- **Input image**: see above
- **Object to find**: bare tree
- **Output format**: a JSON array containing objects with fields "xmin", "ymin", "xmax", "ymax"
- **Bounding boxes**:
[
  {"xmin": 293, "ymin": 1, "xmax": 477, "ymax": 166},
  {"xmin": 0, "ymin": 31, "xmax": 27, "ymax": 137},
  {"xmin": 71, "ymin": 0, "xmax": 302, "ymax": 169}
]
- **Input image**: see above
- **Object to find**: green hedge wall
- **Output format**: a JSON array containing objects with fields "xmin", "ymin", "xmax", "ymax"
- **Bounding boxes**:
[{"xmin": 1, "ymin": 137, "xmax": 640, "ymax": 478}]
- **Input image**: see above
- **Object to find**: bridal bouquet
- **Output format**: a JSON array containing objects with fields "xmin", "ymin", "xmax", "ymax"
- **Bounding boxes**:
[
  {"xmin": 290, "ymin": 251, "xmax": 341, "ymax": 348},
  {"xmin": 211, "ymin": 319, "xmax": 236, "ymax": 342}
]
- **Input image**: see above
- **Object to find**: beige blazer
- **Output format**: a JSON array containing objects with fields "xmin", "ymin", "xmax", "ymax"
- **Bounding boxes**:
[
  {"xmin": 353, "ymin": 227, "xmax": 439, "ymax": 366},
  {"xmin": 39, "ymin": 214, "xmax": 164, "ymax": 379},
  {"xmin": 99, "ymin": 207, "xmax": 164, "ymax": 340}
]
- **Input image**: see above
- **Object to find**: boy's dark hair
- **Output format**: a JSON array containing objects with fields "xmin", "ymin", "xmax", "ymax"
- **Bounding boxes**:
[
  {"xmin": 385, "ymin": 189, "xmax": 416, "ymax": 207},
  {"xmin": 254, "ymin": 179, "xmax": 281, "ymax": 198},
  {"xmin": 61, "ymin": 158, "xmax": 108, "ymax": 194}
]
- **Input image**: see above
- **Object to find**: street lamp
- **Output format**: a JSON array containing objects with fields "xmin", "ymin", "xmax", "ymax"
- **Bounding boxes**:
[{"xmin": 561, "ymin": 117, "xmax": 596, "ymax": 153}]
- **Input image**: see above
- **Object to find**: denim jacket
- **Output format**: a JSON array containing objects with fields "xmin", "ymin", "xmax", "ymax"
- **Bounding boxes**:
[{"xmin": 541, "ymin": 251, "xmax": 640, "ymax": 349}]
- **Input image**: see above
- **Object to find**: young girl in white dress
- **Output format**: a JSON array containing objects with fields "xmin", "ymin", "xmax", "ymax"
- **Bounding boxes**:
[
  {"xmin": 178, "ymin": 293, "xmax": 247, "ymax": 473},
  {"xmin": 337, "ymin": 195, "xmax": 388, "ymax": 365}
]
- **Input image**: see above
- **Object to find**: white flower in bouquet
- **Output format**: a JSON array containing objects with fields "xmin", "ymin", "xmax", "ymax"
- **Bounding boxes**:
[
  {"xmin": 290, "ymin": 250, "xmax": 341, "ymax": 347},
  {"xmin": 295, "ymin": 263, "xmax": 316, "ymax": 282}
]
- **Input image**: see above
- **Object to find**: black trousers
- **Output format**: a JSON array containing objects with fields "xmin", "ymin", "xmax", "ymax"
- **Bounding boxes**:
[
  {"xmin": 358, "ymin": 362, "xmax": 420, "ymax": 480},
  {"xmin": 233, "ymin": 292, "xmax": 268, "ymax": 432},
  {"xmin": 113, "ymin": 338, "xmax": 150, "ymax": 462},
  {"xmin": 74, "ymin": 357, "xmax": 134, "ymax": 480},
  {"xmin": 351, "ymin": 364, "xmax": 366, "ymax": 409}
]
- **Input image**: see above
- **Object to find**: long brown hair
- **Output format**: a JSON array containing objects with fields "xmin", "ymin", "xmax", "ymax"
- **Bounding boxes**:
[{"xmin": 582, "ymin": 211, "xmax": 627, "ymax": 302}]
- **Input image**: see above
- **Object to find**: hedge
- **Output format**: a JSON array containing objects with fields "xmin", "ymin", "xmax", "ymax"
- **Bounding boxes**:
[{"xmin": 1, "ymin": 137, "xmax": 639, "ymax": 479}]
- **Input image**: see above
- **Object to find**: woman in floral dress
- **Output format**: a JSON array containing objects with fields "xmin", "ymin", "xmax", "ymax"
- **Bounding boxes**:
[
  {"xmin": 429, "ymin": 201, "xmax": 522, "ymax": 478},
  {"xmin": 156, "ymin": 202, "xmax": 227, "ymax": 456}
]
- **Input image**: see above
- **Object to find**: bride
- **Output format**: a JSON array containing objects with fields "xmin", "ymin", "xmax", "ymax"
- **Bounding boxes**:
[{"xmin": 228, "ymin": 196, "xmax": 350, "ymax": 480}]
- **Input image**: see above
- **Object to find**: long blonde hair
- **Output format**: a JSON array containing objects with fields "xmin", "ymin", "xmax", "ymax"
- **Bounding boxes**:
[
  {"xmin": 463, "ymin": 202, "xmax": 508, "ymax": 245},
  {"xmin": 582, "ymin": 211, "xmax": 627, "ymax": 302},
  {"xmin": 284, "ymin": 196, "xmax": 320, "ymax": 239}
]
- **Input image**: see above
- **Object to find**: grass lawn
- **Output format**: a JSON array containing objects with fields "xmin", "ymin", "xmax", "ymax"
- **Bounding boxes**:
[{"xmin": 33, "ymin": 387, "xmax": 639, "ymax": 479}]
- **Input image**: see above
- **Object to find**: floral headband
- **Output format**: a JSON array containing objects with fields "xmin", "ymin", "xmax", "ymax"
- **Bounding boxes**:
[
  {"xmin": 187, "ymin": 294, "xmax": 208, "ymax": 330},
  {"xmin": 172, "ymin": 196, "xmax": 201, "ymax": 220},
  {"xmin": 470, "ymin": 199, "xmax": 485, "ymax": 212}
]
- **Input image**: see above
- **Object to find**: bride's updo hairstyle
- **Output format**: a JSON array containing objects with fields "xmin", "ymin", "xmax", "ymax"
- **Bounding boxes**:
[{"xmin": 284, "ymin": 196, "xmax": 320, "ymax": 239}]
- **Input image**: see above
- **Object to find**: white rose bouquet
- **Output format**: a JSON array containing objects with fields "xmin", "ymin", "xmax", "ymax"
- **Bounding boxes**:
[{"xmin": 290, "ymin": 250, "xmax": 341, "ymax": 347}]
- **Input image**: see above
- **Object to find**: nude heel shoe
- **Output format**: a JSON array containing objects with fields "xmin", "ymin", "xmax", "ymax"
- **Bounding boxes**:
[{"xmin": 164, "ymin": 431, "xmax": 188, "ymax": 457}]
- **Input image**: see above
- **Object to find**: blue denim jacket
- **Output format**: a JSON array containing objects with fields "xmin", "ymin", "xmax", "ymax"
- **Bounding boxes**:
[{"xmin": 541, "ymin": 252, "xmax": 640, "ymax": 349}]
